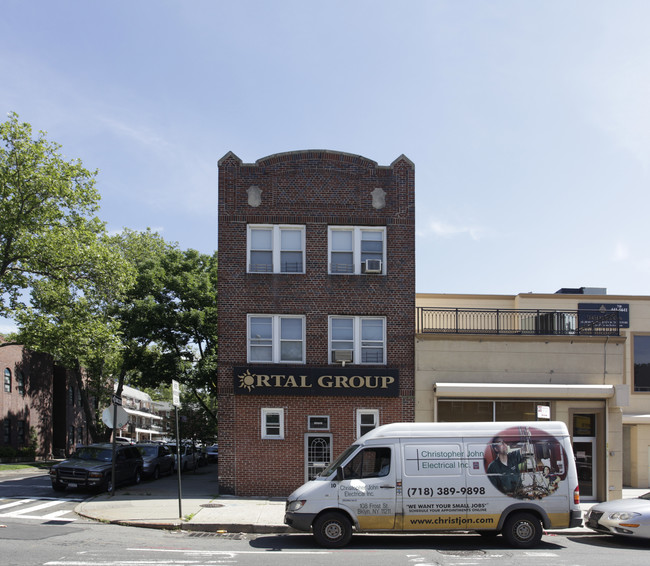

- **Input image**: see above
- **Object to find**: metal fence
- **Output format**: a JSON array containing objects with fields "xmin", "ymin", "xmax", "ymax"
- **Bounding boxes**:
[{"xmin": 416, "ymin": 307, "xmax": 620, "ymax": 336}]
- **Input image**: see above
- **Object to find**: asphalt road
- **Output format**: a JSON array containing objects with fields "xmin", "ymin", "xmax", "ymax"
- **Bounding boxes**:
[{"xmin": 2, "ymin": 469, "xmax": 649, "ymax": 566}]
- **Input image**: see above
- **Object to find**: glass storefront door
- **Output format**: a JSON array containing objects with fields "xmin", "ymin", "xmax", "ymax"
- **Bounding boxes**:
[{"xmin": 573, "ymin": 414, "xmax": 597, "ymax": 501}]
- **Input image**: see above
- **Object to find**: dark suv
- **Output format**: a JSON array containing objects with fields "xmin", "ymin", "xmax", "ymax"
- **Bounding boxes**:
[{"xmin": 49, "ymin": 443, "xmax": 143, "ymax": 492}]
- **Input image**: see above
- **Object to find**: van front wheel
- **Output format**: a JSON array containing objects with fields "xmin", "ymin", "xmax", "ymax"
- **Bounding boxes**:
[
  {"xmin": 313, "ymin": 512, "xmax": 352, "ymax": 548},
  {"xmin": 502, "ymin": 512, "xmax": 542, "ymax": 548}
]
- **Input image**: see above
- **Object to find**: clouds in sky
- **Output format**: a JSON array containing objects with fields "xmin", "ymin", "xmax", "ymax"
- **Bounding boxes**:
[{"xmin": 1, "ymin": 0, "xmax": 649, "ymax": 296}]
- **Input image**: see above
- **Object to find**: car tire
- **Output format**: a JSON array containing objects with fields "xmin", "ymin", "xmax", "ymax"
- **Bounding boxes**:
[
  {"xmin": 152, "ymin": 466, "xmax": 160, "ymax": 480},
  {"xmin": 312, "ymin": 511, "xmax": 353, "ymax": 548},
  {"xmin": 51, "ymin": 481, "xmax": 66, "ymax": 492},
  {"xmin": 133, "ymin": 468, "xmax": 142, "ymax": 485},
  {"xmin": 102, "ymin": 477, "xmax": 113, "ymax": 493},
  {"xmin": 502, "ymin": 512, "xmax": 542, "ymax": 548}
]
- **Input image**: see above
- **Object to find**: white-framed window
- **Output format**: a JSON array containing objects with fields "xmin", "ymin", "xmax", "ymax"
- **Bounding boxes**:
[
  {"xmin": 248, "ymin": 225, "xmax": 305, "ymax": 273},
  {"xmin": 3, "ymin": 368, "xmax": 11, "ymax": 393},
  {"xmin": 357, "ymin": 409, "xmax": 379, "ymax": 438},
  {"xmin": 248, "ymin": 314, "xmax": 305, "ymax": 363},
  {"xmin": 15, "ymin": 371, "xmax": 25, "ymax": 396},
  {"xmin": 308, "ymin": 416, "xmax": 330, "ymax": 431},
  {"xmin": 262, "ymin": 408, "xmax": 284, "ymax": 439},
  {"xmin": 328, "ymin": 226, "xmax": 385, "ymax": 275},
  {"xmin": 329, "ymin": 316, "xmax": 386, "ymax": 364}
]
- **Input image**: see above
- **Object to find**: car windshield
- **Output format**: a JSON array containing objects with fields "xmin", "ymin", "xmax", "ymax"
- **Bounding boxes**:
[
  {"xmin": 639, "ymin": 492, "xmax": 650, "ymax": 500},
  {"xmin": 137, "ymin": 446, "xmax": 158, "ymax": 458},
  {"xmin": 74, "ymin": 447, "xmax": 112, "ymax": 462},
  {"xmin": 318, "ymin": 445, "xmax": 360, "ymax": 478}
]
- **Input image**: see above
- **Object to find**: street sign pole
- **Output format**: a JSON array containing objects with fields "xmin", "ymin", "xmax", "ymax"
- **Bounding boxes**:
[
  {"xmin": 175, "ymin": 405, "xmax": 182, "ymax": 519},
  {"xmin": 110, "ymin": 395, "xmax": 122, "ymax": 497},
  {"xmin": 172, "ymin": 380, "xmax": 182, "ymax": 519}
]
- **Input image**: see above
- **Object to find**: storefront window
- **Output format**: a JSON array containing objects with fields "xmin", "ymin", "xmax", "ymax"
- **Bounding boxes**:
[
  {"xmin": 496, "ymin": 401, "xmax": 540, "ymax": 421},
  {"xmin": 633, "ymin": 335, "xmax": 650, "ymax": 392},
  {"xmin": 438, "ymin": 401, "xmax": 493, "ymax": 422},
  {"xmin": 438, "ymin": 400, "xmax": 549, "ymax": 422}
]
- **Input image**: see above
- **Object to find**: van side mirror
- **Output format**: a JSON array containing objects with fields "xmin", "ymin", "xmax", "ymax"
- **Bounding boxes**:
[{"xmin": 336, "ymin": 467, "xmax": 344, "ymax": 482}]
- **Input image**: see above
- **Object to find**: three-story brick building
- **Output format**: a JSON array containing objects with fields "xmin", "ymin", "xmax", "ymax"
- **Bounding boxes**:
[{"xmin": 217, "ymin": 150, "xmax": 415, "ymax": 496}]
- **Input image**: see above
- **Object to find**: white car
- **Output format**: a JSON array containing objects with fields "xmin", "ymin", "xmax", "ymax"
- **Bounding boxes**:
[
  {"xmin": 168, "ymin": 443, "xmax": 198, "ymax": 472},
  {"xmin": 206, "ymin": 443, "xmax": 218, "ymax": 463},
  {"xmin": 585, "ymin": 492, "xmax": 650, "ymax": 539}
]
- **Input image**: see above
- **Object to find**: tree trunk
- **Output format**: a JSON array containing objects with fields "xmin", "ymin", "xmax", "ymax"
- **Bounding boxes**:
[{"xmin": 73, "ymin": 362, "xmax": 105, "ymax": 443}]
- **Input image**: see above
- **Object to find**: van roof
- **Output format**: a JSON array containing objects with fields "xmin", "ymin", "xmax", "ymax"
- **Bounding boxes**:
[{"xmin": 359, "ymin": 421, "xmax": 569, "ymax": 442}]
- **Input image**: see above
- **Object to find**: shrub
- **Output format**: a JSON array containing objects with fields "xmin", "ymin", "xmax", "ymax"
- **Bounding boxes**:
[
  {"xmin": 18, "ymin": 446, "xmax": 36, "ymax": 458},
  {"xmin": 0, "ymin": 446, "xmax": 17, "ymax": 459}
]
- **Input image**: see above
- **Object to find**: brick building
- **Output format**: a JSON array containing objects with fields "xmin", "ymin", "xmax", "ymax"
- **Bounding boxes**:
[
  {"xmin": 1, "ymin": 341, "xmax": 89, "ymax": 459},
  {"xmin": 217, "ymin": 150, "xmax": 415, "ymax": 496},
  {"xmin": 1, "ymin": 343, "xmax": 54, "ymax": 457}
]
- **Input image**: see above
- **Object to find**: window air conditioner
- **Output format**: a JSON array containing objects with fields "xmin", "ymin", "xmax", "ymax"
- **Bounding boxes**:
[
  {"xmin": 332, "ymin": 350, "xmax": 353, "ymax": 364},
  {"xmin": 364, "ymin": 259, "xmax": 382, "ymax": 273}
]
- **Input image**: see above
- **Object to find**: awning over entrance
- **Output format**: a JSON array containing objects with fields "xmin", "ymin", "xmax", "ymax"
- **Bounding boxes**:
[
  {"xmin": 622, "ymin": 413, "xmax": 650, "ymax": 424},
  {"xmin": 433, "ymin": 382, "xmax": 616, "ymax": 399},
  {"xmin": 123, "ymin": 407, "xmax": 163, "ymax": 420}
]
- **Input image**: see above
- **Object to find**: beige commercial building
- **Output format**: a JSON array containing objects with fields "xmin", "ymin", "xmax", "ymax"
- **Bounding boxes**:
[{"xmin": 415, "ymin": 289, "xmax": 650, "ymax": 502}]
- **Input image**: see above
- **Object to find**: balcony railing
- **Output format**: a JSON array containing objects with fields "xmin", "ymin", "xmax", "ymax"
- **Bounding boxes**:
[{"xmin": 416, "ymin": 307, "xmax": 620, "ymax": 336}]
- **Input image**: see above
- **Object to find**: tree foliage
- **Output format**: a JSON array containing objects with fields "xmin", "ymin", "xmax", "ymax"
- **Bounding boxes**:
[
  {"xmin": 112, "ymin": 231, "xmax": 218, "ymax": 436},
  {"xmin": 0, "ymin": 112, "xmax": 106, "ymax": 317},
  {"xmin": 1, "ymin": 112, "xmax": 135, "ymax": 441},
  {"xmin": 2, "ymin": 114, "xmax": 218, "ymax": 444},
  {"xmin": 14, "ymin": 230, "xmax": 136, "ymax": 441}
]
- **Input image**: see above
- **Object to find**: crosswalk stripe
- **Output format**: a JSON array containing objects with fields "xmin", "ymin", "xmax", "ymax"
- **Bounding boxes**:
[
  {"xmin": 10, "ymin": 500, "xmax": 63, "ymax": 515},
  {"xmin": 41, "ymin": 509, "xmax": 76, "ymax": 520},
  {"xmin": 0, "ymin": 498, "xmax": 35, "ymax": 510},
  {"xmin": 0, "ymin": 498, "xmax": 77, "ymax": 522}
]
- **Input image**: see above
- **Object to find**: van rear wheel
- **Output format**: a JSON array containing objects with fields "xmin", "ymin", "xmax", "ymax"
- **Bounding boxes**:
[
  {"xmin": 502, "ymin": 512, "xmax": 542, "ymax": 548},
  {"xmin": 313, "ymin": 512, "xmax": 352, "ymax": 548}
]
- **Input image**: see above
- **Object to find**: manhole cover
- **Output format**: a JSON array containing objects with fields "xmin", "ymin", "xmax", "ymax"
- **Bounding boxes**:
[{"xmin": 200, "ymin": 503, "xmax": 225, "ymax": 508}]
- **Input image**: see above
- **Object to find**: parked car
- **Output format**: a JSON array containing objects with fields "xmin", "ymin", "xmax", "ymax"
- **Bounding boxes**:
[
  {"xmin": 49, "ymin": 443, "xmax": 143, "ymax": 492},
  {"xmin": 167, "ymin": 443, "xmax": 198, "ymax": 472},
  {"xmin": 136, "ymin": 443, "xmax": 174, "ymax": 480},
  {"xmin": 585, "ymin": 492, "xmax": 650, "ymax": 539},
  {"xmin": 206, "ymin": 443, "xmax": 218, "ymax": 463}
]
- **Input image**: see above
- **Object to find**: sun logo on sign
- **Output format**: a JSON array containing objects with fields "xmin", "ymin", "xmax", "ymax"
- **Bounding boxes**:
[{"xmin": 238, "ymin": 370, "xmax": 256, "ymax": 392}]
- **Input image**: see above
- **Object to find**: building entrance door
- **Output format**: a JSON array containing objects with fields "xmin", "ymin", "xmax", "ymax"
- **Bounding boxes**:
[
  {"xmin": 573, "ymin": 414, "xmax": 597, "ymax": 501},
  {"xmin": 305, "ymin": 434, "xmax": 332, "ymax": 482}
]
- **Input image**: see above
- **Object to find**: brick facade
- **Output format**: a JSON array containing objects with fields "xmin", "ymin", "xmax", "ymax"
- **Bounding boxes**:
[
  {"xmin": 1, "ymin": 342, "xmax": 88, "ymax": 458},
  {"xmin": 217, "ymin": 150, "xmax": 415, "ymax": 496},
  {"xmin": 1, "ymin": 343, "xmax": 54, "ymax": 456}
]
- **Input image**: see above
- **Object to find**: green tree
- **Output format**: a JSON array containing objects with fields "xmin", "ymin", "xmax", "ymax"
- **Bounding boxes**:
[
  {"xmin": 0, "ymin": 112, "xmax": 105, "ymax": 319},
  {"xmin": 1, "ymin": 113, "xmax": 219, "ymax": 443},
  {"xmin": 15, "ymin": 232, "xmax": 135, "ymax": 442},
  {"xmin": 110, "ymin": 233, "xmax": 218, "ymax": 436}
]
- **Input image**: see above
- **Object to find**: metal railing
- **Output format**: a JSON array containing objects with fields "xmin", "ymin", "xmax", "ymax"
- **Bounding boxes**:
[{"xmin": 416, "ymin": 307, "xmax": 620, "ymax": 336}]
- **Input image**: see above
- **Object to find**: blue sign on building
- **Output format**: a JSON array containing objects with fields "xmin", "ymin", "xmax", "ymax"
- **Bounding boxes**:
[{"xmin": 578, "ymin": 303, "xmax": 629, "ymax": 329}]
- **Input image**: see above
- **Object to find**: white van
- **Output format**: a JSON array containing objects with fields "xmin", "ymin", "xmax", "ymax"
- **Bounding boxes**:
[{"xmin": 285, "ymin": 421, "xmax": 582, "ymax": 548}]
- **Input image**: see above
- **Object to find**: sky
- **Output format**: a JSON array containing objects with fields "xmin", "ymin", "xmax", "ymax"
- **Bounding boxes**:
[{"xmin": 2, "ymin": 0, "xmax": 650, "ymax": 336}]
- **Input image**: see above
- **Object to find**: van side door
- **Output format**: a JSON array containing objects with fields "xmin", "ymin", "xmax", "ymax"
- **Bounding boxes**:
[
  {"xmin": 337, "ymin": 446, "xmax": 396, "ymax": 530},
  {"xmin": 401, "ymin": 440, "xmax": 468, "ymax": 531}
]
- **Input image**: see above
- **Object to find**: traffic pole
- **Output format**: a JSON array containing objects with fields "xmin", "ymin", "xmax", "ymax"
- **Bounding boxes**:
[
  {"xmin": 110, "ymin": 401, "xmax": 117, "ymax": 497},
  {"xmin": 175, "ymin": 405, "xmax": 182, "ymax": 519}
]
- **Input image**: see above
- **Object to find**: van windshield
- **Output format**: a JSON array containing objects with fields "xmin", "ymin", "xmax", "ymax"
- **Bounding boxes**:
[{"xmin": 318, "ymin": 444, "xmax": 359, "ymax": 478}]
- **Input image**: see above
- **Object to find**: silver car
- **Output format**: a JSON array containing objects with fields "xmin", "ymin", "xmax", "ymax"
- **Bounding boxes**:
[
  {"xmin": 136, "ymin": 443, "xmax": 175, "ymax": 480},
  {"xmin": 585, "ymin": 492, "xmax": 650, "ymax": 539}
]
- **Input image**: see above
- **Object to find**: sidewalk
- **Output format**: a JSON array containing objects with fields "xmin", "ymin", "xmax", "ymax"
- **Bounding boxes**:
[
  {"xmin": 75, "ymin": 464, "xmax": 291, "ymax": 534},
  {"xmin": 74, "ymin": 464, "xmax": 648, "ymax": 536}
]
